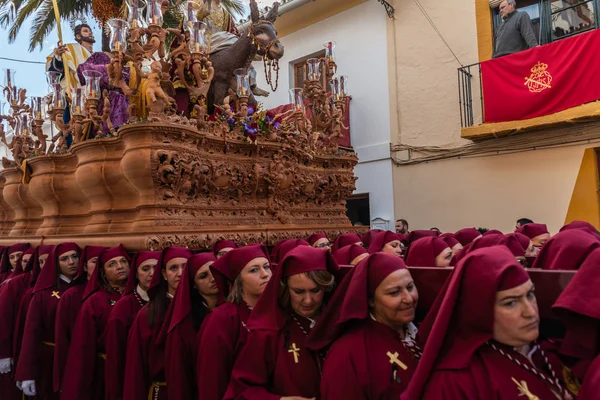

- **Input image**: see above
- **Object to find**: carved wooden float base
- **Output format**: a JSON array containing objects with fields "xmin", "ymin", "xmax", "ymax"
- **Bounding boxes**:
[{"xmin": 0, "ymin": 122, "xmax": 360, "ymax": 250}]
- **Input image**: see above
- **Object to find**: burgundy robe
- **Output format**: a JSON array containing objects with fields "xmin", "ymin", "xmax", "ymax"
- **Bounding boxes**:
[
  {"xmin": 15, "ymin": 279, "xmax": 75, "ymax": 400},
  {"xmin": 123, "ymin": 306, "xmax": 168, "ymax": 400},
  {"xmin": 321, "ymin": 319, "xmax": 419, "ymax": 399},
  {"xmin": 196, "ymin": 302, "xmax": 251, "ymax": 400},
  {"xmin": 53, "ymin": 283, "xmax": 86, "ymax": 393},
  {"xmin": 105, "ymin": 291, "xmax": 146, "ymax": 400},
  {"xmin": 165, "ymin": 316, "xmax": 198, "ymax": 400},
  {"xmin": 421, "ymin": 344, "xmax": 564, "ymax": 400},
  {"xmin": 226, "ymin": 315, "xmax": 322, "ymax": 400},
  {"xmin": 579, "ymin": 355, "xmax": 600, "ymax": 400},
  {"xmin": 60, "ymin": 288, "xmax": 121, "ymax": 400},
  {"xmin": 12, "ymin": 286, "xmax": 34, "ymax": 400},
  {"xmin": 0, "ymin": 273, "xmax": 32, "ymax": 400}
]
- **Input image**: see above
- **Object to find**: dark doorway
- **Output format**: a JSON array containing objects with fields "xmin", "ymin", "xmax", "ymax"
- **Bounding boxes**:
[{"xmin": 346, "ymin": 193, "xmax": 370, "ymax": 226}]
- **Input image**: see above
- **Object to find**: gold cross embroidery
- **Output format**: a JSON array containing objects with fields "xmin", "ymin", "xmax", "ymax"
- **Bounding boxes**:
[
  {"xmin": 387, "ymin": 351, "xmax": 408, "ymax": 370},
  {"xmin": 288, "ymin": 343, "xmax": 300, "ymax": 364},
  {"xmin": 512, "ymin": 377, "xmax": 540, "ymax": 400},
  {"xmin": 51, "ymin": 291, "xmax": 60, "ymax": 299}
]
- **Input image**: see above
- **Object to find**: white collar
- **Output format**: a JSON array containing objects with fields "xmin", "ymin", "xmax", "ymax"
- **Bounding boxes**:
[
  {"xmin": 136, "ymin": 284, "xmax": 149, "ymax": 302},
  {"xmin": 166, "ymin": 292, "xmax": 174, "ymax": 299},
  {"xmin": 59, "ymin": 274, "xmax": 72, "ymax": 283},
  {"xmin": 369, "ymin": 312, "xmax": 418, "ymax": 344}
]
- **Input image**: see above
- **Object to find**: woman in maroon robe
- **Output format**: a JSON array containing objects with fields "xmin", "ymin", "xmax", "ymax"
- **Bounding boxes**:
[
  {"xmin": 331, "ymin": 233, "xmax": 362, "ymax": 253},
  {"xmin": 559, "ymin": 220, "xmax": 599, "ymax": 235},
  {"xmin": 517, "ymin": 223, "xmax": 551, "ymax": 247},
  {"xmin": 307, "ymin": 253, "xmax": 421, "ymax": 399},
  {"xmin": 453, "ymin": 227, "xmax": 482, "ymax": 246},
  {"xmin": 212, "ymin": 240, "xmax": 238, "ymax": 258},
  {"xmin": 123, "ymin": 247, "xmax": 192, "ymax": 400},
  {"xmin": 105, "ymin": 251, "xmax": 160, "ymax": 400},
  {"xmin": 332, "ymin": 244, "xmax": 368, "ymax": 266},
  {"xmin": 306, "ymin": 233, "xmax": 330, "ymax": 249},
  {"xmin": 60, "ymin": 245, "xmax": 130, "ymax": 400},
  {"xmin": 15, "ymin": 243, "xmax": 81, "ymax": 399},
  {"xmin": 165, "ymin": 252, "xmax": 217, "ymax": 400},
  {"xmin": 402, "ymin": 247, "xmax": 569, "ymax": 400},
  {"xmin": 0, "ymin": 246, "xmax": 49, "ymax": 400},
  {"xmin": 547, "ymin": 247, "xmax": 600, "ymax": 397},
  {"xmin": 196, "ymin": 245, "xmax": 273, "ymax": 400},
  {"xmin": 0, "ymin": 243, "xmax": 31, "ymax": 283},
  {"xmin": 367, "ymin": 231, "xmax": 403, "ymax": 257},
  {"xmin": 272, "ymin": 239, "xmax": 310, "ymax": 263},
  {"xmin": 52, "ymin": 245, "xmax": 106, "ymax": 393},
  {"xmin": 362, "ymin": 229, "xmax": 383, "ymax": 249},
  {"xmin": 532, "ymin": 229, "xmax": 600, "ymax": 270},
  {"xmin": 11, "ymin": 245, "xmax": 53, "ymax": 398},
  {"xmin": 405, "ymin": 237, "xmax": 452, "ymax": 267},
  {"xmin": 226, "ymin": 246, "xmax": 339, "ymax": 400},
  {"xmin": 440, "ymin": 234, "xmax": 463, "ymax": 255}
]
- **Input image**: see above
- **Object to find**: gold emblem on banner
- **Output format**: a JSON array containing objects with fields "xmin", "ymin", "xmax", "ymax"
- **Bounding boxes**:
[{"xmin": 524, "ymin": 61, "xmax": 552, "ymax": 93}]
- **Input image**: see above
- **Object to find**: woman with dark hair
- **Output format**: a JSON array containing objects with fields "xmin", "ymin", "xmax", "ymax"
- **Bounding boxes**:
[
  {"xmin": 368, "ymin": 231, "xmax": 404, "ymax": 257},
  {"xmin": 15, "ymin": 243, "xmax": 80, "ymax": 399},
  {"xmin": 212, "ymin": 240, "xmax": 238, "ymax": 259},
  {"xmin": 123, "ymin": 247, "xmax": 192, "ymax": 400},
  {"xmin": 0, "ymin": 246, "xmax": 50, "ymax": 400},
  {"xmin": 226, "ymin": 246, "xmax": 339, "ymax": 399},
  {"xmin": 105, "ymin": 251, "xmax": 160, "ymax": 400},
  {"xmin": 308, "ymin": 253, "xmax": 421, "ymax": 398},
  {"xmin": 196, "ymin": 245, "xmax": 272, "ymax": 400},
  {"xmin": 61, "ymin": 245, "xmax": 130, "ymax": 400},
  {"xmin": 52, "ymin": 245, "xmax": 106, "ymax": 393},
  {"xmin": 0, "ymin": 243, "xmax": 31, "ymax": 283},
  {"xmin": 402, "ymin": 247, "xmax": 569, "ymax": 399},
  {"xmin": 165, "ymin": 252, "xmax": 218, "ymax": 400}
]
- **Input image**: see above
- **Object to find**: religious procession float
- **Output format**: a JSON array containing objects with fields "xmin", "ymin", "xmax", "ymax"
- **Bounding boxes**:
[{"xmin": 0, "ymin": 0, "xmax": 360, "ymax": 250}]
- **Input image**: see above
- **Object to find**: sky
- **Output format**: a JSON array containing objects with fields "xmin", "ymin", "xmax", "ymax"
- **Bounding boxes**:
[{"xmin": 0, "ymin": 0, "xmax": 274, "ymax": 112}]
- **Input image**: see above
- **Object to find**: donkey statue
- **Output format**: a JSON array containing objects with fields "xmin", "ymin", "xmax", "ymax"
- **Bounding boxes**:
[{"xmin": 208, "ymin": 0, "xmax": 284, "ymax": 111}]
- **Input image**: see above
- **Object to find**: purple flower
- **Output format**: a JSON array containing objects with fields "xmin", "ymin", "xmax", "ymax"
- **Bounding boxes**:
[
  {"xmin": 226, "ymin": 117, "xmax": 236, "ymax": 125},
  {"xmin": 273, "ymin": 121, "xmax": 281, "ymax": 130},
  {"xmin": 247, "ymin": 106, "xmax": 255, "ymax": 116}
]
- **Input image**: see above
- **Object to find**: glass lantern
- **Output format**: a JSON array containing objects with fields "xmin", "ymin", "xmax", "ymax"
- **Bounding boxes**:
[
  {"xmin": 107, "ymin": 18, "xmax": 130, "ymax": 52},
  {"xmin": 188, "ymin": 21, "xmax": 208, "ymax": 54},
  {"xmin": 3, "ymin": 68, "xmax": 16, "ymax": 88},
  {"xmin": 234, "ymin": 68, "xmax": 250, "ymax": 97},
  {"xmin": 73, "ymin": 88, "xmax": 85, "ymax": 115},
  {"xmin": 306, "ymin": 58, "xmax": 321, "ymax": 82},
  {"xmin": 146, "ymin": 0, "xmax": 163, "ymax": 26},
  {"xmin": 82, "ymin": 70, "xmax": 102, "ymax": 101},
  {"xmin": 126, "ymin": 0, "xmax": 147, "ymax": 28},
  {"xmin": 340, "ymin": 75, "xmax": 349, "ymax": 97},
  {"xmin": 182, "ymin": 1, "xmax": 203, "ymax": 31},
  {"xmin": 20, "ymin": 112, "xmax": 30, "ymax": 136},
  {"xmin": 289, "ymin": 88, "xmax": 304, "ymax": 112},
  {"xmin": 31, "ymin": 97, "xmax": 43, "ymax": 120},
  {"xmin": 323, "ymin": 41, "xmax": 336, "ymax": 62},
  {"xmin": 331, "ymin": 76, "xmax": 341, "ymax": 101}
]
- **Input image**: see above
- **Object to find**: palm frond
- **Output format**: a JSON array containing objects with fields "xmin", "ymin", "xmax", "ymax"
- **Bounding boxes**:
[
  {"xmin": 8, "ymin": 0, "xmax": 44, "ymax": 43},
  {"xmin": 220, "ymin": 0, "xmax": 245, "ymax": 18},
  {"xmin": 0, "ymin": 0, "xmax": 26, "ymax": 28}
]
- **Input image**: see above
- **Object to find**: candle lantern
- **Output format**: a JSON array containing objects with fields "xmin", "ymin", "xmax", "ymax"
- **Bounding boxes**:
[
  {"xmin": 31, "ymin": 97, "xmax": 43, "ymax": 120},
  {"xmin": 73, "ymin": 88, "xmax": 85, "ymax": 115},
  {"xmin": 107, "ymin": 18, "xmax": 130, "ymax": 52},
  {"xmin": 234, "ymin": 68, "xmax": 250, "ymax": 97},
  {"xmin": 146, "ymin": 0, "xmax": 163, "ymax": 26},
  {"xmin": 82, "ymin": 70, "xmax": 102, "ymax": 100},
  {"xmin": 331, "ymin": 76, "xmax": 341, "ymax": 101},
  {"xmin": 126, "ymin": 0, "xmax": 146, "ymax": 28},
  {"xmin": 340, "ymin": 75, "xmax": 349, "ymax": 97},
  {"xmin": 289, "ymin": 88, "xmax": 304, "ymax": 112},
  {"xmin": 306, "ymin": 58, "xmax": 321, "ymax": 82},
  {"xmin": 324, "ymin": 41, "xmax": 336, "ymax": 62},
  {"xmin": 21, "ymin": 112, "xmax": 30, "ymax": 136},
  {"xmin": 182, "ymin": 1, "xmax": 203, "ymax": 30},
  {"xmin": 3, "ymin": 69, "xmax": 16, "ymax": 88},
  {"xmin": 188, "ymin": 21, "xmax": 208, "ymax": 53}
]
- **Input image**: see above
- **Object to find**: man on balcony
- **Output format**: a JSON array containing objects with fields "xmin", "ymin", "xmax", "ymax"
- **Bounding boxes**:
[{"xmin": 493, "ymin": 0, "xmax": 538, "ymax": 58}]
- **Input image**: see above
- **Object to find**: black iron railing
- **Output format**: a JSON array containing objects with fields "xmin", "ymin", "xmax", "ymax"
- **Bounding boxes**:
[{"xmin": 457, "ymin": 62, "xmax": 483, "ymax": 128}]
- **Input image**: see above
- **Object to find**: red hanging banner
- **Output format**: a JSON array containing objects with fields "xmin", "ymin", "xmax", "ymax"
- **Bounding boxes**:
[{"xmin": 481, "ymin": 29, "xmax": 600, "ymax": 123}]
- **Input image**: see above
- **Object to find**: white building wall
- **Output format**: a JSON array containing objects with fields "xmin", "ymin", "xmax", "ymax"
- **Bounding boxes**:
[{"xmin": 254, "ymin": 0, "xmax": 396, "ymax": 228}]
